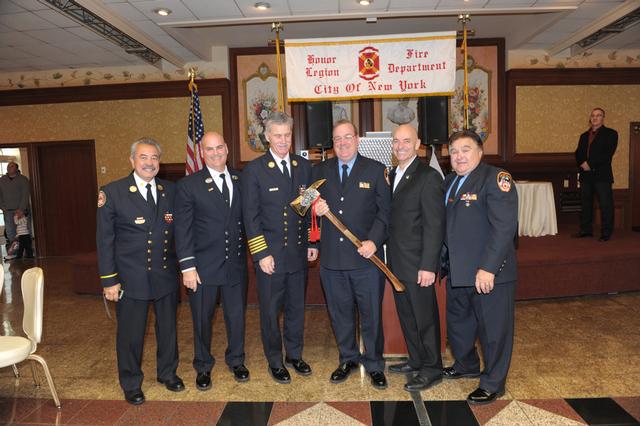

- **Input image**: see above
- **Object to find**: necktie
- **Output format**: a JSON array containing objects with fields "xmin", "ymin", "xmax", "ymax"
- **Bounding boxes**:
[
  {"xmin": 220, "ymin": 173, "xmax": 230, "ymax": 206},
  {"xmin": 447, "ymin": 176, "xmax": 462, "ymax": 205},
  {"xmin": 146, "ymin": 183, "xmax": 156, "ymax": 212},
  {"xmin": 341, "ymin": 164, "xmax": 349, "ymax": 188},
  {"xmin": 281, "ymin": 160, "xmax": 290, "ymax": 179}
]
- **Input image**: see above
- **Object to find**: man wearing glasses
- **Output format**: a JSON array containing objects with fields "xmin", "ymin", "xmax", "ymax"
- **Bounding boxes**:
[{"xmin": 313, "ymin": 120, "xmax": 391, "ymax": 390}]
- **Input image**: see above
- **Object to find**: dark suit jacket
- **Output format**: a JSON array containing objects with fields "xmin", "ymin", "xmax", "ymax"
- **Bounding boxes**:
[
  {"xmin": 312, "ymin": 154, "xmax": 390, "ymax": 270},
  {"xmin": 174, "ymin": 167, "xmax": 247, "ymax": 287},
  {"xmin": 96, "ymin": 173, "xmax": 178, "ymax": 300},
  {"xmin": 387, "ymin": 158, "xmax": 444, "ymax": 283},
  {"xmin": 443, "ymin": 162, "xmax": 518, "ymax": 287},
  {"xmin": 241, "ymin": 151, "xmax": 312, "ymax": 274},
  {"xmin": 575, "ymin": 125, "xmax": 618, "ymax": 183}
]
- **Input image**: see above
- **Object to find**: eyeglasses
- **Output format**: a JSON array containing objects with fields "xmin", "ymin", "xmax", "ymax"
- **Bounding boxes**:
[{"xmin": 332, "ymin": 134, "xmax": 355, "ymax": 143}]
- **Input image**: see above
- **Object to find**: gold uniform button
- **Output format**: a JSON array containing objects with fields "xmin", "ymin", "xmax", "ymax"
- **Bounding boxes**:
[
  {"xmin": 164, "ymin": 240, "xmax": 168, "ymax": 244},
  {"xmin": 283, "ymin": 212, "xmax": 288, "ymax": 217},
  {"xmin": 163, "ymin": 265, "xmax": 167, "ymax": 269},
  {"xmin": 147, "ymin": 258, "xmax": 151, "ymax": 262},
  {"xmin": 147, "ymin": 240, "xmax": 152, "ymax": 244},
  {"xmin": 164, "ymin": 248, "xmax": 168, "ymax": 252},
  {"xmin": 164, "ymin": 230, "xmax": 168, "ymax": 235},
  {"xmin": 147, "ymin": 267, "xmax": 151, "ymax": 271},
  {"xmin": 284, "ymin": 243, "xmax": 288, "ymax": 247},
  {"xmin": 284, "ymin": 228, "xmax": 288, "ymax": 232},
  {"xmin": 284, "ymin": 221, "xmax": 288, "ymax": 225},
  {"xmin": 163, "ymin": 257, "xmax": 167, "ymax": 260},
  {"xmin": 148, "ymin": 232, "xmax": 152, "ymax": 235},
  {"xmin": 147, "ymin": 249, "xmax": 151, "ymax": 253}
]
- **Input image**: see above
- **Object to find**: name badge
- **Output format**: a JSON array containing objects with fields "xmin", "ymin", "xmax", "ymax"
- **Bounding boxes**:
[
  {"xmin": 269, "ymin": 187, "xmax": 279, "ymax": 192},
  {"xmin": 135, "ymin": 217, "xmax": 146, "ymax": 225},
  {"xmin": 359, "ymin": 182, "xmax": 371, "ymax": 189}
]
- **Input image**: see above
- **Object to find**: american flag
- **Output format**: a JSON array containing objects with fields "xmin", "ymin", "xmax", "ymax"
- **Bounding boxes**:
[{"xmin": 186, "ymin": 81, "xmax": 204, "ymax": 175}]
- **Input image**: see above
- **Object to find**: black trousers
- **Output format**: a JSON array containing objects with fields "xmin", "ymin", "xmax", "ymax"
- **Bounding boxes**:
[
  {"xmin": 580, "ymin": 176, "xmax": 614, "ymax": 237},
  {"xmin": 189, "ymin": 282, "xmax": 246, "ymax": 373},
  {"xmin": 255, "ymin": 268, "xmax": 306, "ymax": 368},
  {"xmin": 17, "ymin": 234, "xmax": 33, "ymax": 257},
  {"xmin": 115, "ymin": 291, "xmax": 179, "ymax": 392},
  {"xmin": 393, "ymin": 280, "xmax": 442, "ymax": 380},
  {"xmin": 446, "ymin": 280, "xmax": 515, "ymax": 393},
  {"xmin": 320, "ymin": 264, "xmax": 385, "ymax": 372}
]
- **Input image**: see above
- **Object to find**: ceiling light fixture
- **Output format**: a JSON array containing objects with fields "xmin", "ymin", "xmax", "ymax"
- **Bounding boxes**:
[
  {"xmin": 358, "ymin": 0, "xmax": 372, "ymax": 5},
  {"xmin": 255, "ymin": 2, "xmax": 271, "ymax": 10},
  {"xmin": 154, "ymin": 8, "xmax": 172, "ymax": 17}
]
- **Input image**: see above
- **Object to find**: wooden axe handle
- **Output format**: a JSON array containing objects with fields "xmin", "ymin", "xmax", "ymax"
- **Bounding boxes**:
[{"xmin": 324, "ymin": 210, "xmax": 405, "ymax": 292}]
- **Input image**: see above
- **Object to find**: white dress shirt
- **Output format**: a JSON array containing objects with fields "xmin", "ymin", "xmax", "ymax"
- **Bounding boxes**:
[
  {"xmin": 207, "ymin": 165, "xmax": 233, "ymax": 205},
  {"xmin": 133, "ymin": 172, "xmax": 156, "ymax": 203}
]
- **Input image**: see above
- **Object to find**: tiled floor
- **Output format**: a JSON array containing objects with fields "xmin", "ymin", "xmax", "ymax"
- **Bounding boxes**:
[{"xmin": 1, "ymin": 258, "xmax": 640, "ymax": 425}]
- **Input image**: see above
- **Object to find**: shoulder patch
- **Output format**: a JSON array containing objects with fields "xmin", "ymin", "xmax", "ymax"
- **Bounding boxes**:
[
  {"xmin": 97, "ymin": 190, "xmax": 107, "ymax": 208},
  {"xmin": 497, "ymin": 171, "xmax": 513, "ymax": 192}
]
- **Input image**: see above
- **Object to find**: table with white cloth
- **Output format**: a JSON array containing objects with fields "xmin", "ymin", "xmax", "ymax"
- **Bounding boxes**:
[{"xmin": 514, "ymin": 181, "xmax": 558, "ymax": 237}]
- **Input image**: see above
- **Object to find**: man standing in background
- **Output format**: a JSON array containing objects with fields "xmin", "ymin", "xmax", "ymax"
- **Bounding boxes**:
[
  {"xmin": 0, "ymin": 161, "xmax": 32, "ymax": 258},
  {"xmin": 574, "ymin": 108, "xmax": 618, "ymax": 241}
]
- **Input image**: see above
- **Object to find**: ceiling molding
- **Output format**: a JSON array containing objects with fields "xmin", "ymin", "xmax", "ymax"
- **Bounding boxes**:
[{"xmin": 547, "ymin": 0, "xmax": 640, "ymax": 56}]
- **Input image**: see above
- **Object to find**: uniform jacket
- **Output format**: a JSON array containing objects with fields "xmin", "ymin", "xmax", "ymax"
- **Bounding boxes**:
[
  {"xmin": 312, "ymin": 154, "xmax": 390, "ymax": 270},
  {"xmin": 387, "ymin": 158, "xmax": 445, "ymax": 283},
  {"xmin": 96, "ymin": 173, "xmax": 178, "ymax": 300},
  {"xmin": 442, "ymin": 162, "xmax": 518, "ymax": 287},
  {"xmin": 575, "ymin": 125, "xmax": 618, "ymax": 183},
  {"xmin": 174, "ymin": 167, "xmax": 247, "ymax": 287},
  {"xmin": 241, "ymin": 151, "xmax": 312, "ymax": 274}
]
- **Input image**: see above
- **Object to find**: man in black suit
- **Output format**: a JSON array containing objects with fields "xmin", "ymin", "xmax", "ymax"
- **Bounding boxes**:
[
  {"xmin": 97, "ymin": 138, "xmax": 184, "ymax": 405},
  {"xmin": 574, "ymin": 108, "xmax": 618, "ymax": 241},
  {"xmin": 241, "ymin": 112, "xmax": 317, "ymax": 384},
  {"xmin": 313, "ymin": 120, "xmax": 391, "ymax": 390},
  {"xmin": 175, "ymin": 132, "xmax": 249, "ymax": 391},
  {"xmin": 386, "ymin": 124, "xmax": 445, "ymax": 392},
  {"xmin": 441, "ymin": 130, "xmax": 518, "ymax": 405}
]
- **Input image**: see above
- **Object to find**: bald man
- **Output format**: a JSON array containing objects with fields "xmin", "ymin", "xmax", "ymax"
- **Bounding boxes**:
[
  {"xmin": 386, "ymin": 124, "xmax": 445, "ymax": 391},
  {"xmin": 175, "ymin": 132, "xmax": 249, "ymax": 390}
]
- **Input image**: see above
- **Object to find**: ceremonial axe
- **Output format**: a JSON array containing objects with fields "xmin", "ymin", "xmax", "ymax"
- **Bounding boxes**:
[{"xmin": 290, "ymin": 179, "xmax": 405, "ymax": 292}]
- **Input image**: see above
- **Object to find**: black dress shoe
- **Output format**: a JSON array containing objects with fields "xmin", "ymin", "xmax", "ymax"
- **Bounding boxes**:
[
  {"xmin": 196, "ymin": 371, "xmax": 211, "ymax": 391},
  {"xmin": 124, "ymin": 389, "xmax": 145, "ymax": 405},
  {"xmin": 285, "ymin": 358, "xmax": 312, "ymax": 376},
  {"xmin": 157, "ymin": 376, "xmax": 185, "ymax": 392},
  {"xmin": 388, "ymin": 362, "xmax": 419, "ymax": 374},
  {"xmin": 230, "ymin": 364, "xmax": 250, "ymax": 382},
  {"xmin": 369, "ymin": 371, "xmax": 388, "ymax": 389},
  {"xmin": 269, "ymin": 367, "xmax": 291, "ymax": 384},
  {"xmin": 467, "ymin": 387, "xmax": 504, "ymax": 405},
  {"xmin": 572, "ymin": 232, "xmax": 593, "ymax": 238},
  {"xmin": 330, "ymin": 361, "xmax": 359, "ymax": 384},
  {"xmin": 404, "ymin": 375, "xmax": 442, "ymax": 392},
  {"xmin": 442, "ymin": 366, "xmax": 480, "ymax": 379},
  {"xmin": 599, "ymin": 235, "xmax": 611, "ymax": 242}
]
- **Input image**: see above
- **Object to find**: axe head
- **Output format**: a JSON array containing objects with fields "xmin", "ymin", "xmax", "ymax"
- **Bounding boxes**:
[{"xmin": 290, "ymin": 179, "xmax": 326, "ymax": 216}]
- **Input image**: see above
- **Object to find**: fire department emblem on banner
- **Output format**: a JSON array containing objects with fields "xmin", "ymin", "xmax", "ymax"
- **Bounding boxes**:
[{"xmin": 358, "ymin": 46, "xmax": 379, "ymax": 81}]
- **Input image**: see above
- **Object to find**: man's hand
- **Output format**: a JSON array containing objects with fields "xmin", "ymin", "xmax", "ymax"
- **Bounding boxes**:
[
  {"xmin": 314, "ymin": 198, "xmax": 329, "ymax": 216},
  {"xmin": 307, "ymin": 248, "xmax": 318, "ymax": 262},
  {"xmin": 259, "ymin": 255, "xmax": 275, "ymax": 275},
  {"xmin": 417, "ymin": 270, "xmax": 436, "ymax": 287},
  {"xmin": 104, "ymin": 283, "xmax": 122, "ymax": 302},
  {"xmin": 182, "ymin": 269, "xmax": 201, "ymax": 292},
  {"xmin": 475, "ymin": 269, "xmax": 495, "ymax": 294},
  {"xmin": 580, "ymin": 161, "xmax": 591, "ymax": 171},
  {"xmin": 357, "ymin": 240, "xmax": 376, "ymax": 259}
]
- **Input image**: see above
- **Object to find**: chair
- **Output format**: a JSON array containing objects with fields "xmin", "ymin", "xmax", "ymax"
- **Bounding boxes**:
[{"xmin": 0, "ymin": 267, "xmax": 61, "ymax": 409}]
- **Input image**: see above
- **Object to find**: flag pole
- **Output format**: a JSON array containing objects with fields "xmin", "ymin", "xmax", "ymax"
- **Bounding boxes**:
[
  {"xmin": 188, "ymin": 67, "xmax": 197, "ymax": 149},
  {"xmin": 271, "ymin": 22, "xmax": 284, "ymax": 112},
  {"xmin": 458, "ymin": 14, "xmax": 471, "ymax": 130}
]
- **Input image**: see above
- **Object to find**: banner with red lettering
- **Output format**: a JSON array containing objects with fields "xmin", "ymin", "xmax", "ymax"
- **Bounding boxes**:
[{"xmin": 284, "ymin": 31, "xmax": 456, "ymax": 102}]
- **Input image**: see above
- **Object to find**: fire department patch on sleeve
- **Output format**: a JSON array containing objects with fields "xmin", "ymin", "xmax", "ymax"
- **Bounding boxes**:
[
  {"xmin": 97, "ymin": 190, "xmax": 107, "ymax": 208},
  {"xmin": 497, "ymin": 171, "xmax": 513, "ymax": 192}
]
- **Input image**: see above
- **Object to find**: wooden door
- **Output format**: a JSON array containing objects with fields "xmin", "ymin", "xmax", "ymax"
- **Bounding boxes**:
[
  {"xmin": 631, "ymin": 123, "xmax": 640, "ymax": 232},
  {"xmin": 33, "ymin": 141, "xmax": 97, "ymax": 256}
]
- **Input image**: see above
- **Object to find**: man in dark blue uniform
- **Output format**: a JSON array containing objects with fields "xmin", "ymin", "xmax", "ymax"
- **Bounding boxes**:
[
  {"xmin": 175, "ymin": 131, "xmax": 248, "ymax": 391},
  {"xmin": 241, "ymin": 112, "xmax": 317, "ymax": 384},
  {"xmin": 313, "ymin": 120, "xmax": 391, "ymax": 390},
  {"xmin": 441, "ymin": 130, "xmax": 518, "ymax": 405},
  {"xmin": 386, "ymin": 124, "xmax": 445, "ymax": 392},
  {"xmin": 574, "ymin": 107, "xmax": 618, "ymax": 241},
  {"xmin": 97, "ymin": 138, "xmax": 184, "ymax": 405}
]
